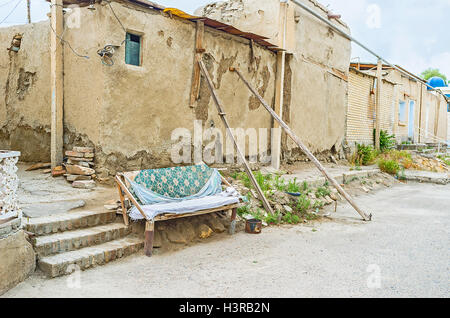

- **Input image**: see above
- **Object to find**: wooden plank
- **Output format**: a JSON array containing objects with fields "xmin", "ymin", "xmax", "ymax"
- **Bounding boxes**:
[
  {"xmin": 50, "ymin": 0, "xmax": 64, "ymax": 168},
  {"xmin": 221, "ymin": 175, "xmax": 232, "ymax": 187},
  {"xmin": 189, "ymin": 20, "xmax": 205, "ymax": 107},
  {"xmin": 116, "ymin": 173, "xmax": 238, "ymax": 223},
  {"xmin": 272, "ymin": 51, "xmax": 286, "ymax": 170},
  {"xmin": 418, "ymin": 84, "xmax": 423, "ymax": 143},
  {"xmin": 434, "ymin": 99, "xmax": 441, "ymax": 137},
  {"xmin": 25, "ymin": 162, "xmax": 51, "ymax": 171},
  {"xmin": 116, "ymin": 181, "xmax": 129, "ymax": 226},
  {"xmin": 231, "ymin": 67, "xmax": 372, "ymax": 221},
  {"xmin": 115, "ymin": 175, "xmax": 148, "ymax": 221},
  {"xmin": 154, "ymin": 204, "xmax": 239, "ymax": 221},
  {"xmin": 27, "ymin": 0, "xmax": 31, "ymax": 23},
  {"xmin": 375, "ymin": 59, "xmax": 382, "ymax": 150},
  {"xmin": 198, "ymin": 60, "xmax": 274, "ymax": 215}
]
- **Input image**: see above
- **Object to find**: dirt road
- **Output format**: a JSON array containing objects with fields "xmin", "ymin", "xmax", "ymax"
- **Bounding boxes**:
[{"xmin": 4, "ymin": 182, "xmax": 449, "ymax": 298}]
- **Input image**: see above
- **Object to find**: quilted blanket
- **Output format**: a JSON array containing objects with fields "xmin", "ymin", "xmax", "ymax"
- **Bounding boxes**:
[{"xmin": 123, "ymin": 164, "xmax": 223, "ymax": 206}]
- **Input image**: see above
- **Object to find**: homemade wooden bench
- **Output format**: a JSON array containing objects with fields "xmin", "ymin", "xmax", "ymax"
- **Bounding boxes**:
[{"xmin": 115, "ymin": 164, "xmax": 239, "ymax": 256}]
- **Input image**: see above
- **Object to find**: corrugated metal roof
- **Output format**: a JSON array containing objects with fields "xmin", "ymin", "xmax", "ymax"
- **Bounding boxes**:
[{"xmin": 163, "ymin": 8, "xmax": 280, "ymax": 52}]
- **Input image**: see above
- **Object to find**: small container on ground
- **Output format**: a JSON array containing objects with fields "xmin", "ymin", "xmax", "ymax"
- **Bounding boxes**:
[{"xmin": 245, "ymin": 219, "xmax": 262, "ymax": 234}]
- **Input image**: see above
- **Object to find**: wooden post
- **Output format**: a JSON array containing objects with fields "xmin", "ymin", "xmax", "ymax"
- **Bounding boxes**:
[
  {"xmin": 116, "ymin": 182, "xmax": 129, "ymax": 226},
  {"xmin": 198, "ymin": 60, "xmax": 274, "ymax": 215},
  {"xmin": 375, "ymin": 59, "xmax": 382, "ymax": 150},
  {"xmin": 144, "ymin": 221, "xmax": 154, "ymax": 257},
  {"xmin": 272, "ymin": 1, "xmax": 289, "ymax": 170},
  {"xmin": 231, "ymin": 68, "xmax": 372, "ymax": 221},
  {"xmin": 189, "ymin": 20, "xmax": 205, "ymax": 107},
  {"xmin": 434, "ymin": 99, "xmax": 441, "ymax": 138},
  {"xmin": 27, "ymin": 0, "xmax": 31, "ymax": 24},
  {"xmin": 230, "ymin": 207, "xmax": 237, "ymax": 235},
  {"xmin": 418, "ymin": 84, "xmax": 423, "ymax": 143},
  {"xmin": 272, "ymin": 50, "xmax": 286, "ymax": 170},
  {"xmin": 50, "ymin": 0, "xmax": 64, "ymax": 168}
]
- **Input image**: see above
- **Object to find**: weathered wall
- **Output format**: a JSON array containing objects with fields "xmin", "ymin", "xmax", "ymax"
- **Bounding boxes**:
[
  {"xmin": 62, "ymin": 5, "xmax": 105, "ymax": 153},
  {"xmin": 0, "ymin": 12, "xmax": 103, "ymax": 162},
  {"xmin": 447, "ymin": 111, "xmax": 450, "ymax": 144},
  {"xmin": 0, "ymin": 229, "xmax": 36, "ymax": 296},
  {"xmin": 0, "ymin": 1, "xmax": 277, "ymax": 174},
  {"xmin": 0, "ymin": 23, "xmax": 51, "ymax": 161},
  {"xmin": 384, "ymin": 70, "xmax": 448, "ymax": 143},
  {"xmin": 197, "ymin": 0, "xmax": 352, "ymax": 160},
  {"xmin": 93, "ymin": 1, "xmax": 276, "ymax": 176},
  {"xmin": 346, "ymin": 68, "xmax": 396, "ymax": 149}
]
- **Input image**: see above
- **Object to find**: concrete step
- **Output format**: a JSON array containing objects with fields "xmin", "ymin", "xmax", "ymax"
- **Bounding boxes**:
[
  {"xmin": 38, "ymin": 237, "xmax": 144, "ymax": 278},
  {"xmin": 24, "ymin": 210, "xmax": 117, "ymax": 236},
  {"xmin": 33, "ymin": 223, "xmax": 131, "ymax": 257}
]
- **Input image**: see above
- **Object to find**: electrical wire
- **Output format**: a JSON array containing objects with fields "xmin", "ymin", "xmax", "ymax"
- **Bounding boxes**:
[
  {"xmin": 0, "ymin": 0, "xmax": 22, "ymax": 25},
  {"xmin": 105, "ymin": 0, "xmax": 127, "ymax": 45},
  {"xmin": 49, "ymin": 20, "xmax": 90, "ymax": 59}
]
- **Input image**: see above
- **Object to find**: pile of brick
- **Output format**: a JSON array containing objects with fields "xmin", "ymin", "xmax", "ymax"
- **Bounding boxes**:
[{"xmin": 64, "ymin": 147, "xmax": 96, "ymax": 189}]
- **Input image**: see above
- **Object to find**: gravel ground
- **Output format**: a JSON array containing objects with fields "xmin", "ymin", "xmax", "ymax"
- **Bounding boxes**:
[{"xmin": 4, "ymin": 182, "xmax": 449, "ymax": 298}]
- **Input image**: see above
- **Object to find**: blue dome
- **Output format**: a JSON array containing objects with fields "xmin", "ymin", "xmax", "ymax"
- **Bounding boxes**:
[{"xmin": 427, "ymin": 76, "xmax": 447, "ymax": 90}]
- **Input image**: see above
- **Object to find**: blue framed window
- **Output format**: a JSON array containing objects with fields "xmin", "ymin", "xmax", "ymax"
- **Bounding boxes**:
[
  {"xmin": 125, "ymin": 33, "xmax": 141, "ymax": 66},
  {"xmin": 399, "ymin": 101, "xmax": 406, "ymax": 122}
]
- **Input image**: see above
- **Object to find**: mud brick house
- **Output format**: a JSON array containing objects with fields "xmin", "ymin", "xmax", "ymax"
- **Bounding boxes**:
[
  {"xmin": 347, "ymin": 63, "xmax": 448, "ymax": 148},
  {"xmin": 0, "ymin": 0, "xmax": 352, "ymax": 176}
]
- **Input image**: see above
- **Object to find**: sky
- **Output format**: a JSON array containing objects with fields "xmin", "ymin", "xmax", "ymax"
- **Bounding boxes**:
[{"xmin": 1, "ymin": 0, "xmax": 449, "ymax": 80}]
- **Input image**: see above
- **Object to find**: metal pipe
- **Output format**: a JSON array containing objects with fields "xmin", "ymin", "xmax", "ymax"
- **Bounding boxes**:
[{"xmin": 290, "ymin": 0, "xmax": 447, "ymax": 97}]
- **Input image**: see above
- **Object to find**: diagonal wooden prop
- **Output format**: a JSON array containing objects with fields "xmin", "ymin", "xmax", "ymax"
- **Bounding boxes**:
[
  {"xmin": 198, "ymin": 60, "xmax": 274, "ymax": 215},
  {"xmin": 230, "ymin": 67, "xmax": 372, "ymax": 221}
]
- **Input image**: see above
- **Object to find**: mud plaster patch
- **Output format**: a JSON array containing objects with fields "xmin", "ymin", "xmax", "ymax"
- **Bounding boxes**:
[
  {"xmin": 166, "ymin": 37, "xmax": 173, "ymax": 47},
  {"xmin": 248, "ymin": 66, "xmax": 270, "ymax": 110},
  {"xmin": 216, "ymin": 53, "xmax": 238, "ymax": 90},
  {"xmin": 17, "ymin": 68, "xmax": 36, "ymax": 100},
  {"xmin": 281, "ymin": 56, "xmax": 293, "ymax": 150},
  {"xmin": 195, "ymin": 54, "xmax": 215, "ymax": 122}
]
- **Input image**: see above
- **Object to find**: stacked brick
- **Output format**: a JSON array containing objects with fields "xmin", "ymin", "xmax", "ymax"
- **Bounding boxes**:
[{"xmin": 64, "ymin": 147, "xmax": 96, "ymax": 189}]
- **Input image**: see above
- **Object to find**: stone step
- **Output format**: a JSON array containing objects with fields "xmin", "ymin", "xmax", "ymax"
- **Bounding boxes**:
[
  {"xmin": 33, "ymin": 223, "xmax": 131, "ymax": 257},
  {"xmin": 38, "ymin": 237, "xmax": 144, "ymax": 278},
  {"xmin": 24, "ymin": 210, "xmax": 117, "ymax": 236}
]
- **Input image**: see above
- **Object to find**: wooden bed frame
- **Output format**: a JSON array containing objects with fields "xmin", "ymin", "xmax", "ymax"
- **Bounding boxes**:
[{"xmin": 115, "ymin": 173, "xmax": 239, "ymax": 257}]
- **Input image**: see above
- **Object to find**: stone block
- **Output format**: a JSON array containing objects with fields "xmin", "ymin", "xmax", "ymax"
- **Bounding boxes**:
[
  {"xmin": 73, "ymin": 147, "xmax": 94, "ymax": 153},
  {"xmin": 66, "ymin": 165, "xmax": 95, "ymax": 176},
  {"xmin": 65, "ymin": 151, "xmax": 84, "ymax": 158},
  {"xmin": 72, "ymin": 180, "xmax": 96, "ymax": 189}
]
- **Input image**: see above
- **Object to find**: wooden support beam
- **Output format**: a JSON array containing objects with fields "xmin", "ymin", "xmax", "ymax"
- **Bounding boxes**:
[
  {"xmin": 115, "ymin": 175, "xmax": 148, "ymax": 221},
  {"xmin": 189, "ymin": 20, "xmax": 205, "ymax": 107},
  {"xmin": 144, "ymin": 221, "xmax": 154, "ymax": 257},
  {"xmin": 231, "ymin": 67, "xmax": 372, "ymax": 221},
  {"xmin": 375, "ymin": 59, "xmax": 382, "ymax": 151},
  {"xmin": 27, "ymin": 0, "xmax": 31, "ymax": 24},
  {"xmin": 116, "ymin": 181, "xmax": 129, "ymax": 226},
  {"xmin": 272, "ymin": 51, "xmax": 286, "ymax": 170},
  {"xmin": 272, "ymin": 1, "xmax": 288, "ymax": 170},
  {"xmin": 434, "ymin": 99, "xmax": 441, "ymax": 138},
  {"xmin": 418, "ymin": 84, "xmax": 424, "ymax": 143},
  {"xmin": 198, "ymin": 61, "xmax": 274, "ymax": 215},
  {"xmin": 50, "ymin": 0, "xmax": 64, "ymax": 168}
]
